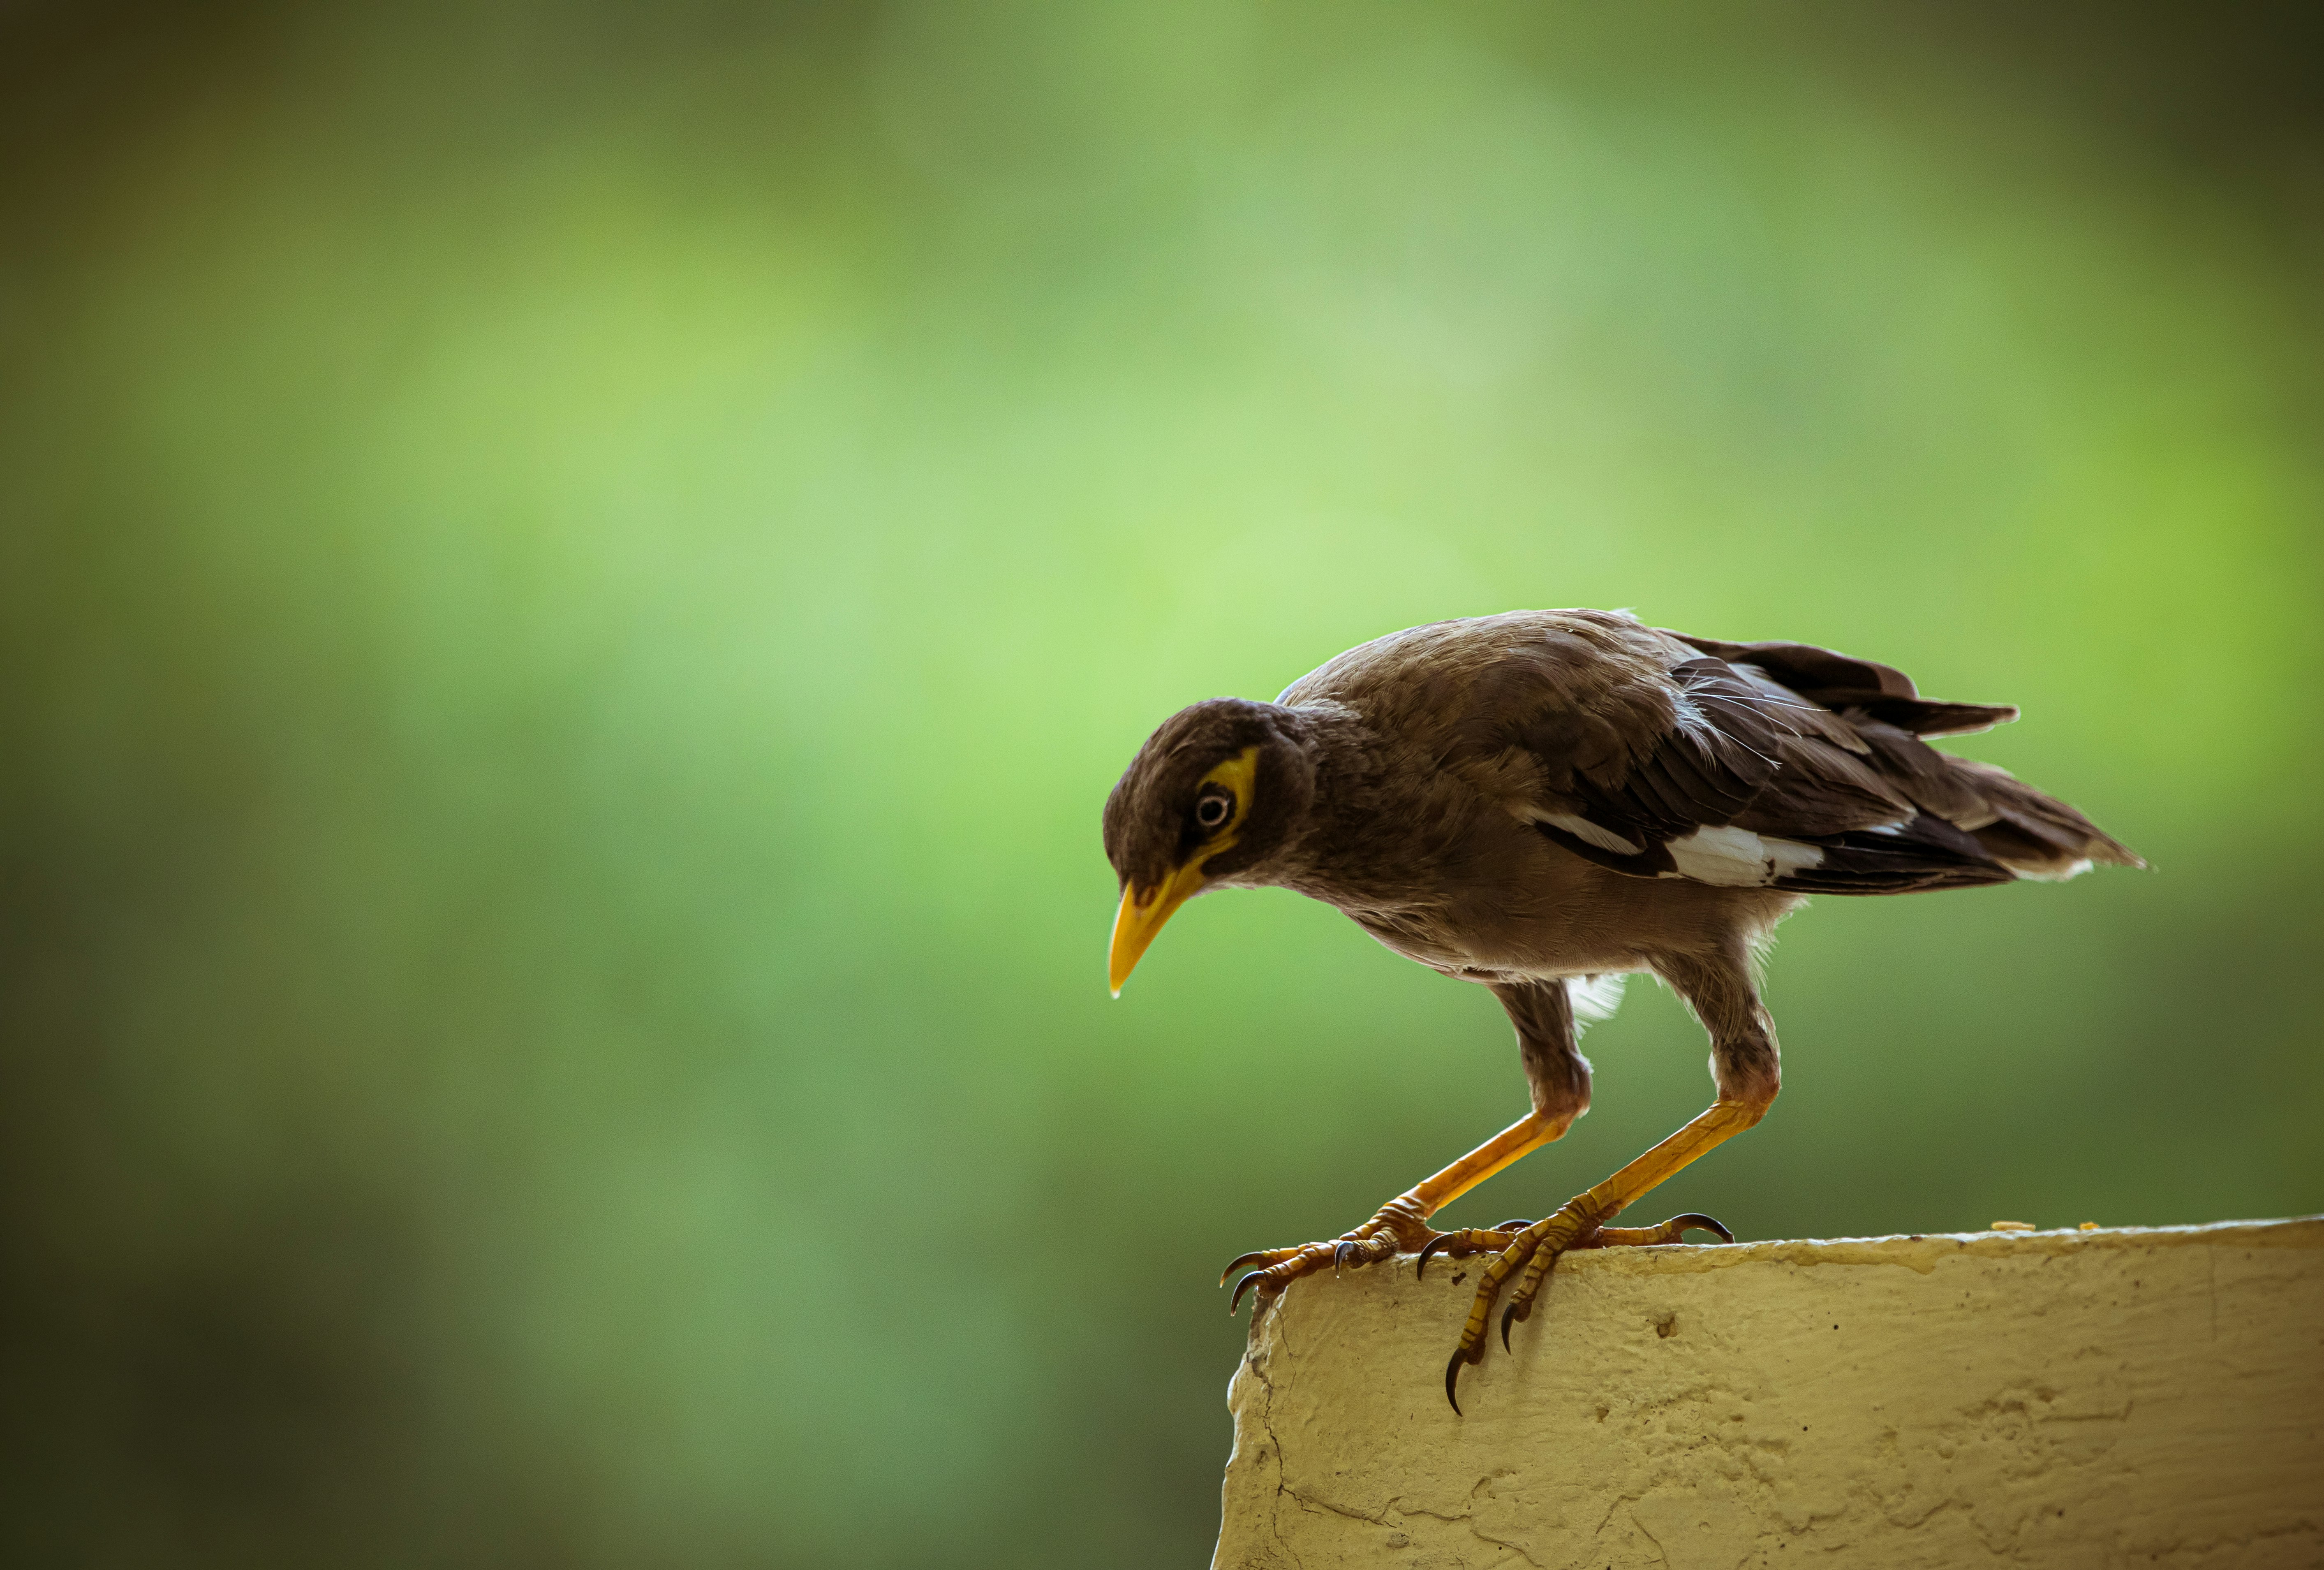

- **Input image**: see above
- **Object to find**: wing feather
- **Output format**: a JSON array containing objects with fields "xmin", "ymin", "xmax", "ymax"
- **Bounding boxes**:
[
  {"xmin": 1294, "ymin": 610, "xmax": 2137, "ymax": 893},
  {"xmin": 1674, "ymin": 634, "xmax": 2019, "ymax": 737},
  {"xmin": 1507, "ymin": 624, "xmax": 2135, "ymax": 892}
]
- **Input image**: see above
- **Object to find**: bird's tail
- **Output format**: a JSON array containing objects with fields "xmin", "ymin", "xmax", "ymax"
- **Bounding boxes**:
[{"xmin": 1942, "ymin": 757, "xmax": 2145, "ymax": 880}]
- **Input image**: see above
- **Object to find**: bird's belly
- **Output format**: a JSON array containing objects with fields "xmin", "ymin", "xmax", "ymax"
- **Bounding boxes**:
[
  {"xmin": 1324, "ymin": 819, "xmax": 1800, "ymax": 982},
  {"xmin": 1348, "ymin": 906, "xmax": 1648, "ymax": 982},
  {"xmin": 1346, "ymin": 911, "xmax": 1473, "ymax": 973}
]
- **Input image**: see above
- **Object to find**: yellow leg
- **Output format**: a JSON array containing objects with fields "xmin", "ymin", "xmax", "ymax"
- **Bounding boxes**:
[
  {"xmin": 1413, "ymin": 1113, "xmax": 1562, "ymax": 1210},
  {"xmin": 1443, "ymin": 1095, "xmax": 1768, "ymax": 1411}
]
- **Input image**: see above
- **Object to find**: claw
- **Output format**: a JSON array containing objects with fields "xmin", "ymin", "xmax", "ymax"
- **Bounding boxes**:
[
  {"xmin": 1500, "ymin": 1301, "xmax": 1518, "ymax": 1353},
  {"xmin": 1333, "ymin": 1239, "xmax": 1358, "ymax": 1274},
  {"xmin": 1415, "ymin": 1233, "xmax": 1452, "ymax": 1281},
  {"xmin": 1229, "ymin": 1270, "xmax": 1270, "ymax": 1316},
  {"xmin": 1492, "ymin": 1218, "xmax": 1535, "ymax": 1232},
  {"xmin": 1219, "ymin": 1249, "xmax": 1278, "ymax": 1286},
  {"xmin": 1671, "ymin": 1213, "xmax": 1733, "ymax": 1244},
  {"xmin": 1444, "ymin": 1347, "xmax": 1468, "ymax": 1415}
]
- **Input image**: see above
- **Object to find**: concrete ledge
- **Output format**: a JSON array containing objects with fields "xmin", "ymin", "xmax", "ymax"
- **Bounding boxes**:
[{"xmin": 1214, "ymin": 1218, "xmax": 2324, "ymax": 1568}]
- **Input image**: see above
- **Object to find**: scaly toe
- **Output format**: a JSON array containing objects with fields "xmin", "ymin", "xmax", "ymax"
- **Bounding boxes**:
[
  {"xmin": 1501, "ymin": 1234, "xmax": 1566, "ymax": 1331},
  {"xmin": 1414, "ymin": 1226, "xmax": 1520, "ymax": 1281},
  {"xmin": 1579, "ymin": 1212, "xmax": 1734, "ymax": 1249},
  {"xmin": 1446, "ymin": 1201, "xmax": 1602, "ymax": 1390},
  {"xmin": 1219, "ymin": 1247, "xmax": 1298, "ymax": 1285}
]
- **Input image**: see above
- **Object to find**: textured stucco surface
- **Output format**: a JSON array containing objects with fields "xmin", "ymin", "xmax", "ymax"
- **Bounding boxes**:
[{"xmin": 1213, "ymin": 1218, "xmax": 2324, "ymax": 1568}]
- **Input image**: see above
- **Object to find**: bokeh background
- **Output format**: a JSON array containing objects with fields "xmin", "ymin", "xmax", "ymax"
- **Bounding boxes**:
[{"xmin": 3, "ymin": 2, "xmax": 2319, "ymax": 1564}]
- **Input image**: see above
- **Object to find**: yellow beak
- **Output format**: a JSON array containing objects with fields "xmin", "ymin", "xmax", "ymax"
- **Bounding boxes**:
[{"xmin": 1108, "ymin": 862, "xmax": 1208, "ymax": 996}]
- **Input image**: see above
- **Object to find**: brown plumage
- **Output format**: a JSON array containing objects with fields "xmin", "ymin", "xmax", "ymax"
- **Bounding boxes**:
[{"xmin": 1102, "ymin": 609, "xmax": 2138, "ymax": 1410}]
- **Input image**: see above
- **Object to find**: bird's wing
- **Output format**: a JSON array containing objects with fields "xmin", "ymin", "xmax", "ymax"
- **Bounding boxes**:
[
  {"xmin": 1668, "ymin": 633, "xmax": 2016, "ymax": 739},
  {"xmin": 1479, "ymin": 617, "xmax": 2132, "ymax": 892}
]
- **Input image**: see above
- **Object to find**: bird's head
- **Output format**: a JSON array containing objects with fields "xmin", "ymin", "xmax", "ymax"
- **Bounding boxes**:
[{"xmin": 1102, "ymin": 697, "xmax": 1316, "ymax": 995}]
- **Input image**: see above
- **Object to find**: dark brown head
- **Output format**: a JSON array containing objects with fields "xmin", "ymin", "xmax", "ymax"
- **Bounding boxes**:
[{"xmin": 1102, "ymin": 697, "xmax": 1316, "ymax": 993}]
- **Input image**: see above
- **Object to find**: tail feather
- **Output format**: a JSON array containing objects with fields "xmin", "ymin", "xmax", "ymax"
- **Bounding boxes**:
[{"xmin": 1947, "ymin": 757, "xmax": 2145, "ymax": 878}]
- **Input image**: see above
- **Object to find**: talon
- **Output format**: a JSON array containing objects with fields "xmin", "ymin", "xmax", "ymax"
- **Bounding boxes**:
[
  {"xmin": 1672, "ymin": 1212, "xmax": 1732, "ymax": 1244},
  {"xmin": 1444, "ymin": 1347, "xmax": 1468, "ymax": 1415},
  {"xmin": 1219, "ymin": 1249, "xmax": 1279, "ymax": 1285},
  {"xmin": 1493, "ymin": 1218, "xmax": 1535, "ymax": 1231},
  {"xmin": 1500, "ymin": 1301, "xmax": 1518, "ymax": 1353},
  {"xmin": 1415, "ymin": 1233, "xmax": 1452, "ymax": 1281},
  {"xmin": 1229, "ymin": 1270, "xmax": 1271, "ymax": 1316},
  {"xmin": 1333, "ymin": 1239, "xmax": 1358, "ymax": 1274}
]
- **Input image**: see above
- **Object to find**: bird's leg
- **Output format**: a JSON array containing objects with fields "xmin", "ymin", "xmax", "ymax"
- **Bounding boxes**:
[
  {"xmin": 1443, "ymin": 948, "xmax": 1777, "ymax": 1411},
  {"xmin": 1224, "ymin": 978, "xmax": 1606, "ymax": 1314},
  {"xmin": 1442, "ymin": 1094, "xmax": 1769, "ymax": 1401},
  {"xmin": 1222, "ymin": 1108, "xmax": 1569, "ymax": 1313},
  {"xmin": 1409, "ymin": 977, "xmax": 1738, "ymax": 1280}
]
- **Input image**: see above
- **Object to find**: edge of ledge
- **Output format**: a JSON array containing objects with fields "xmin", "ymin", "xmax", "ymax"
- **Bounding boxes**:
[{"xmin": 1378, "ymin": 1213, "xmax": 2324, "ymax": 1282}]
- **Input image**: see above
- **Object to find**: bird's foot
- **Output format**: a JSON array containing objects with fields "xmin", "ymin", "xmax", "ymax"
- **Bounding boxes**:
[
  {"xmin": 1414, "ymin": 1209, "xmax": 1731, "ymax": 1277},
  {"xmin": 1221, "ymin": 1194, "xmax": 1440, "ymax": 1317},
  {"xmin": 1437, "ymin": 1201, "xmax": 1732, "ymax": 1413}
]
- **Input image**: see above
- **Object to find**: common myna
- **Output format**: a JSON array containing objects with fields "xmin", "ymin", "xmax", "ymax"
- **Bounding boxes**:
[{"xmin": 1102, "ymin": 610, "xmax": 2138, "ymax": 1410}]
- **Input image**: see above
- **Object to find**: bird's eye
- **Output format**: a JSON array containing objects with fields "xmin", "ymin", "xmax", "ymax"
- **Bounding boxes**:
[{"xmin": 1194, "ymin": 787, "xmax": 1235, "ymax": 831}]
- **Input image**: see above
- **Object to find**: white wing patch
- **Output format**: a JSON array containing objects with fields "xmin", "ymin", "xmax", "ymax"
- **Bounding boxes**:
[
  {"xmin": 1663, "ymin": 824, "xmax": 1826, "ymax": 887},
  {"xmin": 1519, "ymin": 805, "xmax": 1828, "ymax": 885}
]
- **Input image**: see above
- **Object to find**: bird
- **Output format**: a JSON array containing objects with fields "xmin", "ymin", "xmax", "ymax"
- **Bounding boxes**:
[{"xmin": 1101, "ymin": 609, "xmax": 2139, "ymax": 1412}]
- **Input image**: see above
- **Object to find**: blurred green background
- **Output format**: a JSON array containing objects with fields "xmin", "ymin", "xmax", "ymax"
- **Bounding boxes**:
[{"xmin": 2, "ymin": 2, "xmax": 2319, "ymax": 1564}]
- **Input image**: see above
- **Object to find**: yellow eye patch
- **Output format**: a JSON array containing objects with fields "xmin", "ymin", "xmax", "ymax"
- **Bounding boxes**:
[{"xmin": 1194, "ymin": 746, "xmax": 1260, "ymax": 846}]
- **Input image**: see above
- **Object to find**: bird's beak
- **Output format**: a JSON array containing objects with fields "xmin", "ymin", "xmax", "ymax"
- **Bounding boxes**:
[{"xmin": 1109, "ymin": 862, "xmax": 1208, "ymax": 996}]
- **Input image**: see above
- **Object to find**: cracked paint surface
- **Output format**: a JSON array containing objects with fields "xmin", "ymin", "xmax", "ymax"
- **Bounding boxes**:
[{"xmin": 1212, "ymin": 1219, "xmax": 2324, "ymax": 1569}]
